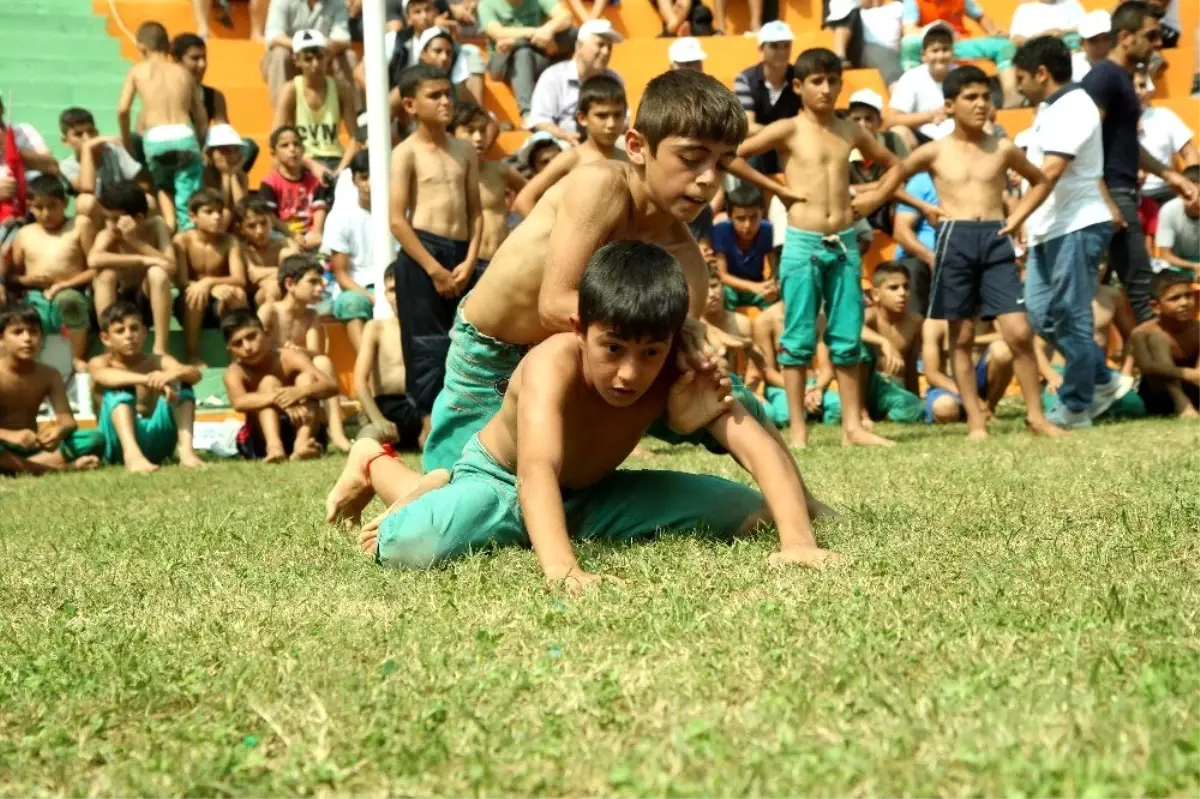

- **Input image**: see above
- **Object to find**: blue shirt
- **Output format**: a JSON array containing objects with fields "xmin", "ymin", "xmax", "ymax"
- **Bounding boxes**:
[
  {"xmin": 712, "ymin": 219, "xmax": 774, "ymax": 281},
  {"xmin": 895, "ymin": 173, "xmax": 938, "ymax": 260},
  {"xmin": 1081, "ymin": 59, "xmax": 1142, "ymax": 192}
]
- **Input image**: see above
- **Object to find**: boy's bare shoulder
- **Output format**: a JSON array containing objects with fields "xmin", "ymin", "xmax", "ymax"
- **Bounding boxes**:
[
  {"xmin": 447, "ymin": 136, "xmax": 476, "ymax": 161},
  {"xmin": 522, "ymin": 334, "xmax": 583, "ymax": 381}
]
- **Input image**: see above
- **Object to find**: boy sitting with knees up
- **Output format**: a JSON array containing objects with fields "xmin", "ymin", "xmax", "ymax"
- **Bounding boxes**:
[
  {"xmin": 325, "ymin": 242, "xmax": 842, "ymax": 589},
  {"xmin": 238, "ymin": 195, "xmax": 297, "ymax": 306},
  {"xmin": 257, "ymin": 253, "xmax": 353, "ymax": 452},
  {"xmin": 88, "ymin": 301, "xmax": 204, "ymax": 472},
  {"xmin": 353, "ymin": 264, "xmax": 422, "ymax": 450},
  {"xmin": 173, "ymin": 188, "xmax": 249, "ymax": 366},
  {"xmin": 0, "ymin": 306, "xmax": 103, "ymax": 476},
  {"xmin": 858, "ymin": 262, "xmax": 924, "ymax": 423},
  {"xmin": 8, "ymin": 175, "xmax": 96, "ymax": 372},
  {"xmin": 260, "ymin": 125, "xmax": 330, "ymax": 250},
  {"xmin": 222, "ymin": 309, "xmax": 339, "ymax": 462},
  {"xmin": 1130, "ymin": 272, "xmax": 1200, "ymax": 418},
  {"xmin": 89, "ymin": 180, "xmax": 177, "ymax": 357},
  {"xmin": 711, "ymin": 184, "xmax": 777, "ymax": 312},
  {"xmin": 921, "ymin": 318, "xmax": 1014, "ymax": 424},
  {"xmin": 57, "ymin": 106, "xmax": 149, "ymax": 226}
]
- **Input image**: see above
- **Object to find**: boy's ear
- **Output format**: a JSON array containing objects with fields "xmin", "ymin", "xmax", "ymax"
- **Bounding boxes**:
[
  {"xmin": 624, "ymin": 128, "xmax": 646, "ymax": 166},
  {"xmin": 792, "ymin": 77, "xmax": 803, "ymax": 94},
  {"xmin": 569, "ymin": 314, "xmax": 583, "ymax": 336}
]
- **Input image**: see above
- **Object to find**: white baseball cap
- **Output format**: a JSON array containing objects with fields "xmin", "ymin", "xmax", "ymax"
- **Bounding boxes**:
[
  {"xmin": 416, "ymin": 26, "xmax": 452, "ymax": 53},
  {"xmin": 292, "ymin": 28, "xmax": 327, "ymax": 52},
  {"xmin": 668, "ymin": 37, "xmax": 707, "ymax": 64},
  {"xmin": 1079, "ymin": 10, "xmax": 1111, "ymax": 40},
  {"xmin": 847, "ymin": 88, "xmax": 884, "ymax": 113},
  {"xmin": 921, "ymin": 20, "xmax": 955, "ymax": 40},
  {"xmin": 825, "ymin": 0, "xmax": 855, "ymax": 24},
  {"xmin": 519, "ymin": 131, "xmax": 566, "ymax": 170},
  {"xmin": 756, "ymin": 20, "xmax": 794, "ymax": 45},
  {"xmin": 578, "ymin": 19, "xmax": 624, "ymax": 42},
  {"xmin": 205, "ymin": 123, "xmax": 242, "ymax": 149}
]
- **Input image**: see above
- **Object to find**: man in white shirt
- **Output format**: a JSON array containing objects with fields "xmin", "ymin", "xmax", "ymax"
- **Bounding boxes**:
[
  {"xmin": 1014, "ymin": 35, "xmax": 1122, "ymax": 427},
  {"xmin": 885, "ymin": 24, "xmax": 957, "ymax": 150},
  {"xmin": 1134, "ymin": 68, "xmax": 1199, "ymax": 203},
  {"xmin": 525, "ymin": 19, "xmax": 623, "ymax": 144},
  {"xmin": 1071, "ymin": 10, "xmax": 1111, "ymax": 82},
  {"xmin": 1009, "ymin": 0, "xmax": 1085, "ymax": 45}
]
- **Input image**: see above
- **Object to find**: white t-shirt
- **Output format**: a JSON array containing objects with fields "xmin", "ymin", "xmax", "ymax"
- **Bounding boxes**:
[
  {"xmin": 1156, "ymin": 197, "xmax": 1200, "ymax": 262},
  {"xmin": 1009, "ymin": 0, "xmax": 1084, "ymax": 40},
  {"xmin": 861, "ymin": 1, "xmax": 905, "ymax": 48},
  {"xmin": 888, "ymin": 65, "xmax": 948, "ymax": 139},
  {"xmin": 1139, "ymin": 106, "xmax": 1194, "ymax": 195},
  {"xmin": 0, "ymin": 123, "xmax": 49, "ymax": 181},
  {"xmin": 320, "ymin": 201, "xmax": 398, "ymax": 296},
  {"xmin": 1023, "ymin": 86, "xmax": 1111, "ymax": 243},
  {"xmin": 1071, "ymin": 51, "xmax": 1093, "ymax": 82}
]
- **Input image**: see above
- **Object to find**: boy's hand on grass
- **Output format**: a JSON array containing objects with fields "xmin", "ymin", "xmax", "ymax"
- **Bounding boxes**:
[
  {"xmin": 450, "ymin": 260, "xmax": 474, "ymax": 294},
  {"xmin": 667, "ymin": 369, "xmax": 734, "ymax": 434},
  {"xmin": 768, "ymin": 546, "xmax": 845, "ymax": 569},
  {"xmin": 185, "ymin": 279, "xmax": 214, "ymax": 309},
  {"xmin": 549, "ymin": 569, "xmax": 622, "ymax": 596}
]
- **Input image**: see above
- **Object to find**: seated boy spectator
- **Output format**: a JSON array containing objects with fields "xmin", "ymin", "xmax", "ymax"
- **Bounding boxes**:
[
  {"xmin": 118, "ymin": 22, "xmax": 207, "ymax": 232},
  {"xmin": 479, "ymin": 0, "xmax": 575, "ymax": 122},
  {"xmin": 1136, "ymin": 73, "xmax": 1199, "ymax": 206},
  {"xmin": 826, "ymin": 0, "xmax": 906, "ymax": 87},
  {"xmin": 516, "ymin": 130, "xmax": 566, "ymax": 177},
  {"xmin": 886, "ymin": 25, "xmax": 957, "ymax": 150},
  {"xmin": 202, "ymin": 124, "xmax": 250, "ymax": 230},
  {"xmin": 1071, "ymin": 10, "xmax": 1110, "ymax": 81},
  {"xmin": 237, "ymin": 195, "xmax": 297, "ymax": 306},
  {"xmin": 57, "ymin": 107, "xmax": 148, "ymax": 225},
  {"xmin": 259, "ymin": 125, "xmax": 330, "ymax": 249},
  {"xmin": 171, "ymin": 33, "xmax": 261, "ymax": 173},
  {"xmin": 846, "ymin": 88, "xmax": 911, "ymax": 232},
  {"xmin": 863, "ymin": 262, "xmax": 923, "ymax": 395},
  {"xmin": 89, "ymin": 181, "xmax": 177, "ymax": 356},
  {"xmin": 891, "ymin": 170, "xmax": 938, "ymax": 314},
  {"xmin": 173, "ymin": 189, "xmax": 250, "ymax": 366},
  {"xmin": 414, "ymin": 27, "xmax": 486, "ymax": 105},
  {"xmin": 899, "ymin": 3, "xmax": 1020, "ymax": 108},
  {"xmin": 1130, "ymin": 272, "xmax": 1198, "ymax": 417},
  {"xmin": 513, "ymin": 74, "xmax": 628, "ymax": 216},
  {"xmin": 8, "ymin": 176, "xmax": 96, "ymax": 372},
  {"xmin": 88, "ymin": 301, "xmax": 204, "ymax": 472},
  {"xmin": 353, "ymin": 265, "xmax": 423, "ymax": 449},
  {"xmin": 0, "ymin": 306, "xmax": 102, "ymax": 475},
  {"xmin": 711, "ymin": 184, "xmax": 777, "ymax": 311},
  {"xmin": 322, "ymin": 151, "xmax": 396, "ymax": 351},
  {"xmin": 261, "ymin": 0, "xmax": 355, "ymax": 107},
  {"xmin": 222, "ymin": 308, "xmax": 338, "ymax": 461},
  {"xmin": 450, "ymin": 104, "xmax": 527, "ymax": 270},
  {"xmin": 921, "ymin": 318, "xmax": 1014, "ymax": 423},
  {"xmin": 1155, "ymin": 166, "xmax": 1200, "ymax": 275},
  {"xmin": 327, "ymin": 241, "xmax": 840, "ymax": 583},
  {"xmin": 733, "ymin": 22, "xmax": 800, "ymax": 175},
  {"xmin": 702, "ymin": 266, "xmax": 754, "ymax": 370},
  {"xmin": 1008, "ymin": 0, "xmax": 1085, "ymax": 46},
  {"xmin": 271, "ymin": 30, "xmax": 359, "ymax": 176}
]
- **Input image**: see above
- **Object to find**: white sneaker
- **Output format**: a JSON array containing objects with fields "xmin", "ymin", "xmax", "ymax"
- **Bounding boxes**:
[
  {"xmin": 1089, "ymin": 374, "xmax": 1121, "ymax": 420},
  {"xmin": 1046, "ymin": 401, "xmax": 1093, "ymax": 429},
  {"xmin": 1116, "ymin": 373, "xmax": 1138, "ymax": 399}
]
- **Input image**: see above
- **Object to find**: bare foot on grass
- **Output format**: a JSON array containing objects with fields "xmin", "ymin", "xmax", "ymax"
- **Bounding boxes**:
[
  {"xmin": 71, "ymin": 455, "xmax": 100, "ymax": 471},
  {"xmin": 842, "ymin": 429, "xmax": 895, "ymax": 448},
  {"xmin": 325, "ymin": 440, "xmax": 382, "ymax": 526},
  {"xmin": 264, "ymin": 446, "xmax": 287, "ymax": 464},
  {"xmin": 178, "ymin": 451, "xmax": 206, "ymax": 468},
  {"xmin": 768, "ymin": 546, "xmax": 847, "ymax": 569},
  {"xmin": 967, "ymin": 427, "xmax": 989, "ymax": 442},
  {"xmin": 1029, "ymin": 419, "xmax": 1069, "ymax": 439},
  {"xmin": 125, "ymin": 457, "xmax": 159, "ymax": 474}
]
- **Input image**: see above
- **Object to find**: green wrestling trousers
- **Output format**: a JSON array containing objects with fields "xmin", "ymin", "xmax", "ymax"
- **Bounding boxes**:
[
  {"xmin": 378, "ymin": 435, "xmax": 766, "ymax": 569},
  {"xmin": 98, "ymin": 386, "xmax": 195, "ymax": 465}
]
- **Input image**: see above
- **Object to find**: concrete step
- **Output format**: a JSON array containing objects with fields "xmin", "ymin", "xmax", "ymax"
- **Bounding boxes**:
[
  {"xmin": 2, "ymin": 35, "xmax": 120, "ymax": 60},
  {"xmin": 2, "ymin": 80, "xmax": 125, "ymax": 110},
  {"xmin": 0, "ymin": 57, "xmax": 123, "ymax": 81},
  {"xmin": 0, "ymin": 12, "xmax": 110, "ymax": 34}
]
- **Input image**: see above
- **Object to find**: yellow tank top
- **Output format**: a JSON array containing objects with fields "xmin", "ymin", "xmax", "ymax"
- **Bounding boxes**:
[{"xmin": 294, "ymin": 75, "xmax": 342, "ymax": 161}]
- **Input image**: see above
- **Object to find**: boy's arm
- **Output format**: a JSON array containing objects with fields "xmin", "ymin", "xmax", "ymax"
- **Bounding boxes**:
[
  {"xmin": 329, "ymin": 252, "xmax": 371, "ymax": 295},
  {"xmin": 504, "ymin": 164, "xmax": 529, "ymax": 194},
  {"xmin": 50, "ymin": 222, "xmax": 97, "ymax": 292},
  {"xmin": 217, "ymin": 239, "xmax": 249, "ymax": 288},
  {"xmin": 88, "ymin": 228, "xmax": 159, "ymax": 270},
  {"xmin": 715, "ymin": 250, "xmax": 767, "ymax": 295},
  {"xmin": 353, "ymin": 321, "xmax": 390, "ymax": 430},
  {"xmin": 1160, "ymin": 248, "xmax": 1200, "ymax": 274},
  {"xmin": 1140, "ymin": 146, "xmax": 1200, "ymax": 203},
  {"xmin": 860, "ymin": 311, "xmax": 904, "ymax": 375},
  {"xmin": 304, "ymin": 315, "xmax": 326, "ymax": 354},
  {"xmin": 158, "ymin": 353, "xmax": 203, "ymax": 385},
  {"xmin": 117, "ymin": 71, "xmax": 137, "ymax": 152},
  {"xmin": 735, "ymin": 119, "xmax": 793, "ymax": 159},
  {"xmin": 1132, "ymin": 331, "xmax": 1200, "ymax": 383},
  {"xmin": 920, "ymin": 321, "xmax": 958, "ymax": 393},
  {"xmin": 173, "ymin": 233, "xmax": 192, "ymax": 291},
  {"xmin": 512, "ymin": 150, "xmax": 575, "ymax": 217},
  {"xmin": 337, "ymin": 82, "xmax": 360, "ymax": 174},
  {"xmin": 538, "ymin": 166, "xmax": 630, "ymax": 333},
  {"xmin": 726, "ymin": 157, "xmax": 801, "ymax": 207},
  {"xmin": 271, "ymin": 82, "xmax": 297, "ymax": 133},
  {"xmin": 309, "ymin": 206, "xmax": 328, "ymax": 240},
  {"xmin": 88, "ymin": 356, "xmax": 153, "ymax": 389},
  {"xmin": 459, "ymin": 148, "xmax": 484, "ymax": 269},
  {"xmin": 851, "ymin": 128, "xmax": 905, "ymax": 216},
  {"xmin": 285, "ymin": 349, "xmax": 338, "ymax": 401},
  {"xmin": 77, "ymin": 138, "xmax": 110, "ymax": 194},
  {"xmin": 904, "ymin": 324, "xmax": 923, "ymax": 394},
  {"xmin": 811, "ymin": 341, "xmax": 835, "ymax": 391},
  {"xmin": 224, "ymin": 366, "xmax": 279, "ymax": 411},
  {"xmin": 751, "ymin": 313, "xmax": 784, "ymax": 388},
  {"xmin": 190, "ymin": 82, "xmax": 209, "ymax": 143},
  {"xmin": 999, "ymin": 142, "xmax": 1051, "ymax": 236},
  {"xmin": 893, "ymin": 207, "xmax": 935, "ymax": 266},
  {"xmin": 45, "ymin": 371, "xmax": 78, "ymax": 440},
  {"xmin": 388, "ymin": 145, "xmax": 448, "ymax": 290}
]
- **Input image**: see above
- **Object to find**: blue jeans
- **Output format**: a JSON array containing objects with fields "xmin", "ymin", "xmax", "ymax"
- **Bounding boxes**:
[{"xmin": 1025, "ymin": 222, "xmax": 1113, "ymax": 412}]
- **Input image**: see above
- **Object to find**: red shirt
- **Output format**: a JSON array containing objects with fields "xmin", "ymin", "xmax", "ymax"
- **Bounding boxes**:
[
  {"xmin": 1138, "ymin": 195, "xmax": 1159, "ymax": 237},
  {"xmin": 259, "ymin": 168, "xmax": 328, "ymax": 234}
]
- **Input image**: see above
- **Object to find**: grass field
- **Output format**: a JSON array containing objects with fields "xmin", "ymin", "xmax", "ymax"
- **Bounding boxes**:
[{"xmin": 2, "ymin": 417, "xmax": 1198, "ymax": 797}]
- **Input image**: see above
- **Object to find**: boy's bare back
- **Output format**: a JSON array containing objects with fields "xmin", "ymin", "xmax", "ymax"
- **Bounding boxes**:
[
  {"xmin": 914, "ymin": 133, "xmax": 1012, "ymax": 221},
  {"xmin": 365, "ymin": 317, "xmax": 407, "ymax": 395},
  {"xmin": 14, "ymin": 219, "xmax": 89, "ymax": 281},
  {"xmin": 128, "ymin": 59, "xmax": 199, "ymax": 130},
  {"xmin": 0, "ymin": 360, "xmax": 59, "ymax": 432},
  {"xmin": 466, "ymin": 162, "xmax": 709, "ymax": 345},
  {"xmin": 392, "ymin": 135, "xmax": 474, "ymax": 239}
]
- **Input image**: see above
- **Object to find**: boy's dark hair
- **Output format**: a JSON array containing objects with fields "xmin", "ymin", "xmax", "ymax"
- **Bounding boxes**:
[
  {"xmin": 220, "ymin": 308, "xmax": 264, "ymax": 342},
  {"xmin": 398, "ymin": 63, "xmax": 451, "ymax": 99},
  {"xmin": 0, "ymin": 304, "xmax": 43, "ymax": 336},
  {"xmin": 279, "ymin": 252, "xmax": 323, "ymax": 291},
  {"xmin": 793, "ymin": 48, "xmax": 842, "ymax": 81},
  {"xmin": 1151, "ymin": 270, "xmax": 1194, "ymax": 297},
  {"xmin": 1182, "ymin": 165, "xmax": 1200, "ymax": 183},
  {"xmin": 578, "ymin": 74, "xmax": 627, "ymax": 116},
  {"xmin": 634, "ymin": 70, "xmax": 747, "ymax": 155},
  {"xmin": 188, "ymin": 187, "xmax": 226, "ymax": 214},
  {"xmin": 726, "ymin": 184, "xmax": 764, "ymax": 212},
  {"xmin": 1012, "ymin": 36, "xmax": 1073, "ymax": 83},
  {"xmin": 383, "ymin": 262, "xmax": 397, "ymax": 283},
  {"xmin": 28, "ymin": 174, "xmax": 67, "ymax": 202},
  {"xmin": 136, "ymin": 21, "xmax": 170, "ymax": 53},
  {"xmin": 348, "ymin": 149, "xmax": 370, "ymax": 178},
  {"xmin": 450, "ymin": 102, "xmax": 489, "ymax": 133},
  {"xmin": 405, "ymin": 0, "xmax": 434, "ymax": 13},
  {"xmin": 943, "ymin": 65, "xmax": 991, "ymax": 100},
  {"xmin": 578, "ymin": 241, "xmax": 689, "ymax": 342},
  {"xmin": 872, "ymin": 261, "xmax": 910, "ymax": 287},
  {"xmin": 270, "ymin": 125, "xmax": 301, "ymax": 149},
  {"xmin": 98, "ymin": 300, "xmax": 143, "ymax": 331},
  {"xmin": 237, "ymin": 194, "xmax": 275, "ymax": 220},
  {"xmin": 58, "ymin": 107, "xmax": 95, "ymax": 133},
  {"xmin": 922, "ymin": 25, "xmax": 955, "ymax": 51},
  {"xmin": 171, "ymin": 32, "xmax": 206, "ymax": 61},
  {"xmin": 1112, "ymin": 1, "xmax": 1154, "ymax": 36},
  {"xmin": 99, "ymin": 180, "xmax": 149, "ymax": 216}
]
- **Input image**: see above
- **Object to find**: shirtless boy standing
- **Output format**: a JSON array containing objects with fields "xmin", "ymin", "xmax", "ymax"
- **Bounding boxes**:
[
  {"xmin": 738, "ymin": 48, "xmax": 904, "ymax": 449},
  {"xmin": 1130, "ymin": 272, "xmax": 1200, "ymax": 417},
  {"xmin": 8, "ymin": 176, "xmax": 95, "ymax": 371},
  {"xmin": 449, "ymin": 103, "xmax": 527, "ymax": 271},
  {"xmin": 0, "ymin": 307, "xmax": 102, "ymax": 475},
  {"xmin": 118, "ymin": 22, "xmax": 207, "ymax": 231},
  {"xmin": 173, "ymin": 188, "xmax": 249, "ymax": 365},
  {"xmin": 388, "ymin": 64, "xmax": 483, "ymax": 438},
  {"xmin": 900, "ymin": 65, "xmax": 1064, "ymax": 440},
  {"xmin": 354, "ymin": 265, "xmax": 423, "ymax": 449}
]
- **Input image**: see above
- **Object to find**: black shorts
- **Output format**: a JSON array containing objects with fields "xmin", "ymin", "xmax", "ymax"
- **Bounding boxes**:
[
  {"xmin": 375, "ymin": 393, "xmax": 423, "ymax": 449},
  {"xmin": 173, "ymin": 293, "xmax": 223, "ymax": 328},
  {"xmin": 1138, "ymin": 375, "xmax": 1200, "ymax": 417},
  {"xmin": 929, "ymin": 220, "xmax": 1024, "ymax": 321},
  {"xmin": 236, "ymin": 412, "xmax": 328, "ymax": 459}
]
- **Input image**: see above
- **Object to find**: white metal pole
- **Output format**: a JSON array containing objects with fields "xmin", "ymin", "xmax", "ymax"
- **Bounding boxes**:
[{"xmin": 363, "ymin": 0, "xmax": 394, "ymax": 319}]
